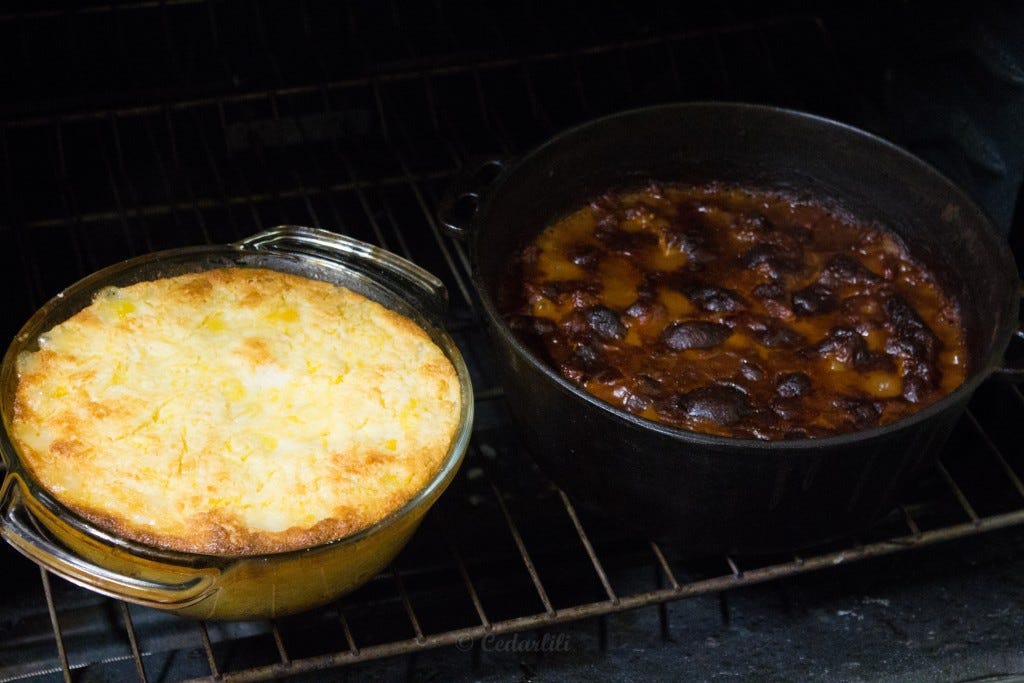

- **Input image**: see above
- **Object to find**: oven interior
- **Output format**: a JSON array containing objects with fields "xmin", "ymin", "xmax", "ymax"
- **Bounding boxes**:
[{"xmin": 1, "ymin": 1, "xmax": 1023, "ymax": 681}]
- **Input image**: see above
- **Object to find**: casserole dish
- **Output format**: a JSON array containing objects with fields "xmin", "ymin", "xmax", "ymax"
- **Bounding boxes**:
[
  {"xmin": 0, "ymin": 226, "xmax": 474, "ymax": 619},
  {"xmin": 439, "ymin": 102, "xmax": 1021, "ymax": 555}
]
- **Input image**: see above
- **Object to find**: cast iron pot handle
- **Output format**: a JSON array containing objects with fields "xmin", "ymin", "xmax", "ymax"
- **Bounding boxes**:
[
  {"xmin": 437, "ymin": 158, "xmax": 508, "ymax": 240},
  {"xmin": 992, "ymin": 282, "xmax": 1024, "ymax": 382},
  {"xmin": 236, "ymin": 225, "xmax": 448, "ymax": 320},
  {"xmin": 0, "ymin": 479, "xmax": 219, "ymax": 609}
]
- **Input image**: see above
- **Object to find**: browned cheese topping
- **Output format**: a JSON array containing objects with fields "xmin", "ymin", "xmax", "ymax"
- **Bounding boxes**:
[
  {"xmin": 13, "ymin": 268, "xmax": 462, "ymax": 555},
  {"xmin": 502, "ymin": 184, "xmax": 967, "ymax": 439}
]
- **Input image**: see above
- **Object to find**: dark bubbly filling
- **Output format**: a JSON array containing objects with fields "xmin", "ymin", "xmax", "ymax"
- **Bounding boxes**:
[{"xmin": 501, "ymin": 183, "xmax": 967, "ymax": 440}]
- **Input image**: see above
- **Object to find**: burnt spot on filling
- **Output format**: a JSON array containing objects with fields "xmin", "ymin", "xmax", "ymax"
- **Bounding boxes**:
[
  {"xmin": 775, "ymin": 372, "xmax": 812, "ymax": 398},
  {"xmin": 820, "ymin": 253, "xmax": 882, "ymax": 286},
  {"xmin": 757, "ymin": 322, "xmax": 806, "ymax": 350},
  {"xmin": 662, "ymin": 207, "xmax": 718, "ymax": 268},
  {"xmin": 594, "ymin": 224, "xmax": 658, "ymax": 255},
  {"xmin": 661, "ymin": 321, "xmax": 732, "ymax": 350},
  {"xmin": 883, "ymin": 294, "xmax": 943, "ymax": 402},
  {"xmin": 505, "ymin": 183, "xmax": 967, "ymax": 439},
  {"xmin": 567, "ymin": 243, "xmax": 603, "ymax": 269},
  {"xmin": 583, "ymin": 306, "xmax": 627, "ymax": 341},
  {"xmin": 833, "ymin": 397, "xmax": 883, "ymax": 429},
  {"xmin": 743, "ymin": 243, "xmax": 803, "ymax": 280},
  {"xmin": 682, "ymin": 283, "xmax": 747, "ymax": 313},
  {"xmin": 739, "ymin": 361, "xmax": 765, "ymax": 382},
  {"xmin": 803, "ymin": 326, "xmax": 864, "ymax": 364},
  {"xmin": 791, "ymin": 283, "xmax": 836, "ymax": 317},
  {"xmin": 659, "ymin": 384, "xmax": 752, "ymax": 427}
]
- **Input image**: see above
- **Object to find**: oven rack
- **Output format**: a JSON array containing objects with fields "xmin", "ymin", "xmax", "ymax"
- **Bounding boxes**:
[
  {"xmin": 2, "ymin": 384, "xmax": 1023, "ymax": 683},
  {"xmin": 1, "ymin": 3, "xmax": 1022, "ymax": 681}
]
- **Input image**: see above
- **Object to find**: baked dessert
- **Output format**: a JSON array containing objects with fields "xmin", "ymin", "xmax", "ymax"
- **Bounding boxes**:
[
  {"xmin": 11, "ymin": 267, "xmax": 462, "ymax": 555},
  {"xmin": 502, "ymin": 183, "xmax": 967, "ymax": 439}
]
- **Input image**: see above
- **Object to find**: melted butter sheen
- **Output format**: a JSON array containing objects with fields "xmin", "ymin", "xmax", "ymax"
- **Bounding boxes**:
[{"xmin": 503, "ymin": 184, "xmax": 967, "ymax": 440}]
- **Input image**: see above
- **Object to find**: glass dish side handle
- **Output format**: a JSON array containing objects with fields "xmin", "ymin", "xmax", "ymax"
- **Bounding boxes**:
[
  {"xmin": 236, "ymin": 225, "xmax": 449, "ymax": 321},
  {"xmin": 0, "ymin": 479, "xmax": 219, "ymax": 610}
]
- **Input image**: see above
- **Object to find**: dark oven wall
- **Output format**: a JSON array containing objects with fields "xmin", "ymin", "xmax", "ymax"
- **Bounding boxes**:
[
  {"xmin": 3, "ymin": 1, "xmax": 1021, "ymax": 343},
  {"xmin": 2, "ymin": 2, "xmax": 1024, "ymax": 682}
]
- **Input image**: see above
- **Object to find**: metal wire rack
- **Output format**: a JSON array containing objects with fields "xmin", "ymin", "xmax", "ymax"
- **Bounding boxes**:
[{"xmin": 1, "ymin": 2, "xmax": 1022, "ymax": 681}]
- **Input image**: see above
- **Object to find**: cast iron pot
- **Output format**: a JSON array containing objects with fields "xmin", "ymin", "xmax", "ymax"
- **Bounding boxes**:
[{"xmin": 439, "ymin": 102, "xmax": 1022, "ymax": 556}]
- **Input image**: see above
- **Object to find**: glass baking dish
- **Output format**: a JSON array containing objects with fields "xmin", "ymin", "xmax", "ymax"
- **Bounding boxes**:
[{"xmin": 0, "ymin": 226, "xmax": 474, "ymax": 620}]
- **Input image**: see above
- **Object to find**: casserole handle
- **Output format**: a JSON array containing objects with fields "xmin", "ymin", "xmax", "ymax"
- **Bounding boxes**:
[
  {"xmin": 237, "ymin": 225, "xmax": 449, "ymax": 319},
  {"xmin": 437, "ymin": 158, "xmax": 507, "ymax": 240},
  {"xmin": 992, "ymin": 284, "xmax": 1024, "ymax": 382},
  {"xmin": 0, "ymin": 481, "xmax": 219, "ymax": 610}
]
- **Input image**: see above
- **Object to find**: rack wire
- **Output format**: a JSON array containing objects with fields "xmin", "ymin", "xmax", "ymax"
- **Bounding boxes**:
[{"xmin": 1, "ymin": 3, "xmax": 1022, "ymax": 681}]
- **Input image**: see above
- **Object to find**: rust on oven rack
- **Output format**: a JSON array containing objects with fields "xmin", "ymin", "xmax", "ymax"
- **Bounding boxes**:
[
  {"xmin": 336, "ymin": 609, "xmax": 359, "ymax": 658},
  {"xmin": 937, "ymin": 462, "xmax": 981, "ymax": 526},
  {"xmin": 119, "ymin": 601, "xmax": 149, "ymax": 683},
  {"xmin": 432, "ymin": 516, "xmax": 492, "ymax": 630},
  {"xmin": 268, "ymin": 621, "xmax": 290, "ymax": 666},
  {"xmin": 486, "ymin": 475, "xmax": 557, "ymax": 617},
  {"xmin": 39, "ymin": 569, "xmax": 72, "ymax": 683},
  {"xmin": 196, "ymin": 621, "xmax": 221, "ymax": 679},
  {"xmin": 391, "ymin": 567, "xmax": 426, "ymax": 645},
  {"xmin": 900, "ymin": 505, "xmax": 923, "ymax": 537},
  {"xmin": 557, "ymin": 490, "xmax": 619, "ymax": 606},
  {"xmin": 649, "ymin": 541, "xmax": 681, "ymax": 591}
]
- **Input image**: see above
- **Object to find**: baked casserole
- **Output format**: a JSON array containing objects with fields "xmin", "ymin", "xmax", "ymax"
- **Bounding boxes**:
[{"xmin": 10, "ymin": 267, "xmax": 462, "ymax": 556}]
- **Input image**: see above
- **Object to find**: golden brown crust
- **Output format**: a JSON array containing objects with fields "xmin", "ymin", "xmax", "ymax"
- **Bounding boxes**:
[{"xmin": 12, "ymin": 267, "xmax": 461, "ymax": 555}]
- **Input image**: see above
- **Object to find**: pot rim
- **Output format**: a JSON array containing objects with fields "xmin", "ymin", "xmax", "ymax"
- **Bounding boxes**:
[
  {"xmin": 0, "ymin": 237, "xmax": 474, "ymax": 564},
  {"xmin": 470, "ymin": 101, "xmax": 1019, "ymax": 452}
]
